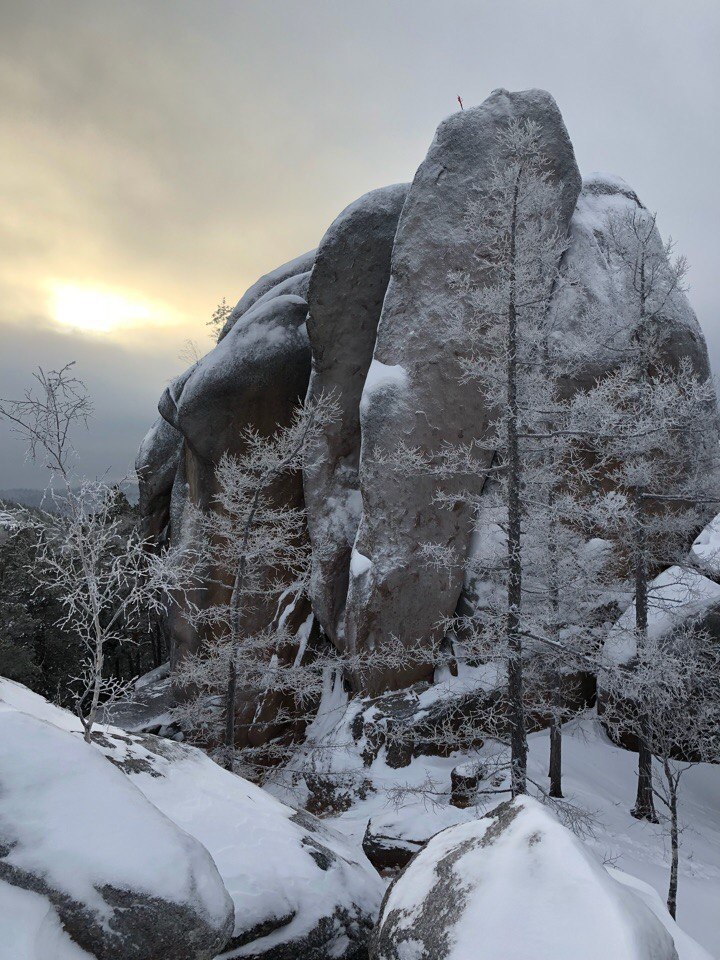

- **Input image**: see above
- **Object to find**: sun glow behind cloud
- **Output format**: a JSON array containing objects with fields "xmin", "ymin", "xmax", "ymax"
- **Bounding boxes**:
[{"xmin": 48, "ymin": 282, "xmax": 173, "ymax": 336}]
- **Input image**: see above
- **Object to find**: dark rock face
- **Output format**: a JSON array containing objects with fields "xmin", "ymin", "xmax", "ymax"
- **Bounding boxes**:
[
  {"xmin": 171, "ymin": 294, "xmax": 311, "ymax": 465},
  {"xmin": 304, "ymin": 183, "xmax": 409, "ymax": 644},
  {"xmin": 362, "ymin": 820, "xmax": 424, "ymax": 873},
  {"xmin": 344, "ymin": 89, "xmax": 582, "ymax": 690},
  {"xmin": 135, "ymin": 416, "xmax": 182, "ymax": 540}
]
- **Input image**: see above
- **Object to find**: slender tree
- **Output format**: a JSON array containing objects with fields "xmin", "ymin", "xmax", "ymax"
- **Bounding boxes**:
[{"xmin": 0, "ymin": 365, "xmax": 185, "ymax": 740}]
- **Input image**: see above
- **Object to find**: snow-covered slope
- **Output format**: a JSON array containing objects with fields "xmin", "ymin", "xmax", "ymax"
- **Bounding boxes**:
[{"xmin": 304, "ymin": 711, "xmax": 720, "ymax": 957}]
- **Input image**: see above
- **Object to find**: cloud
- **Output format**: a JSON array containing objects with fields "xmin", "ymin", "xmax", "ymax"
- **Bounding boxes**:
[{"xmin": 1, "ymin": 0, "xmax": 718, "ymax": 486}]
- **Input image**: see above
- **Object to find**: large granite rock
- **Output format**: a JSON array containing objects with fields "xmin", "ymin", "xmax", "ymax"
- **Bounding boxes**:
[
  {"xmin": 218, "ymin": 250, "xmax": 316, "ymax": 341},
  {"xmin": 0, "ymin": 690, "xmax": 234, "ymax": 960},
  {"xmin": 157, "ymin": 294, "xmax": 313, "ymax": 745},
  {"xmin": 304, "ymin": 183, "xmax": 409, "ymax": 644},
  {"xmin": 552, "ymin": 173, "xmax": 711, "ymax": 386},
  {"xmin": 135, "ymin": 415, "xmax": 182, "ymax": 540},
  {"xmin": 343, "ymin": 89, "xmax": 582, "ymax": 690},
  {"xmin": 371, "ymin": 796, "xmax": 679, "ymax": 960}
]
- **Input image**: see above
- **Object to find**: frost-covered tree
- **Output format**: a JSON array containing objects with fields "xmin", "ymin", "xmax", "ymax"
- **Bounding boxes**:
[
  {"xmin": 601, "ymin": 624, "xmax": 720, "ymax": 918},
  {"xmin": 431, "ymin": 118, "xmax": 588, "ymax": 797},
  {"xmin": 174, "ymin": 397, "xmax": 338, "ymax": 774},
  {"xmin": 569, "ymin": 209, "xmax": 719, "ymax": 821},
  {"xmin": 0, "ymin": 365, "xmax": 185, "ymax": 741},
  {"xmin": 207, "ymin": 297, "xmax": 232, "ymax": 342}
]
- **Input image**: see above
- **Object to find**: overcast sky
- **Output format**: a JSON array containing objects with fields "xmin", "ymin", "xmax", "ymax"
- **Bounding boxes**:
[{"xmin": 1, "ymin": 0, "xmax": 718, "ymax": 487}]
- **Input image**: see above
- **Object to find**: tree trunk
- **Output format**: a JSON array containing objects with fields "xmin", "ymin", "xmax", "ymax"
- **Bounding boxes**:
[
  {"xmin": 631, "ymin": 487, "xmax": 658, "ymax": 822},
  {"xmin": 506, "ymin": 174, "xmax": 527, "ymax": 797},
  {"xmin": 549, "ymin": 678, "xmax": 563, "ymax": 798},
  {"xmin": 224, "ymin": 656, "xmax": 236, "ymax": 772},
  {"xmin": 667, "ymin": 779, "xmax": 679, "ymax": 919}
]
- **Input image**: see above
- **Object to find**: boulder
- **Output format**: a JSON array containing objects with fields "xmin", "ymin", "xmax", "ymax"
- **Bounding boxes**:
[
  {"xmin": 0, "ymin": 679, "xmax": 383, "ymax": 960},
  {"xmin": 343, "ymin": 89, "xmax": 582, "ymax": 691},
  {"xmin": 303, "ymin": 183, "xmax": 409, "ymax": 644},
  {"xmin": 0, "ymin": 694, "xmax": 234, "ymax": 960},
  {"xmin": 218, "ymin": 250, "xmax": 316, "ymax": 341},
  {"xmin": 552, "ymin": 173, "xmax": 711, "ymax": 386},
  {"xmin": 135, "ymin": 415, "xmax": 182, "ymax": 540},
  {"xmin": 371, "ymin": 796, "xmax": 679, "ymax": 960}
]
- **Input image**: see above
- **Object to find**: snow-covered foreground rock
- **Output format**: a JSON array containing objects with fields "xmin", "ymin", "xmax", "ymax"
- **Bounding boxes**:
[
  {"xmin": 0, "ymin": 680, "xmax": 384, "ymax": 960},
  {"xmin": 0, "ymin": 694, "xmax": 234, "ymax": 960},
  {"xmin": 371, "ymin": 796, "xmax": 681, "ymax": 960},
  {"xmin": 299, "ymin": 706, "xmax": 719, "ymax": 958}
]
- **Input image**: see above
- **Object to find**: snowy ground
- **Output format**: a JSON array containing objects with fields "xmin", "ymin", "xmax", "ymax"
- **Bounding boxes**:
[{"xmin": 319, "ymin": 713, "xmax": 720, "ymax": 957}]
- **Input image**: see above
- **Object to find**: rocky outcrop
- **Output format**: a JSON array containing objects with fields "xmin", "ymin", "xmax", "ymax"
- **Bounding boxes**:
[
  {"xmin": 135, "ymin": 416, "xmax": 182, "ymax": 540},
  {"xmin": 158, "ymin": 294, "xmax": 312, "ymax": 666},
  {"xmin": 553, "ymin": 173, "xmax": 711, "ymax": 386},
  {"xmin": 0, "ymin": 695, "xmax": 234, "ymax": 960},
  {"xmin": 304, "ymin": 183, "xmax": 409, "ymax": 644},
  {"xmin": 371, "ymin": 796, "xmax": 679, "ymax": 960},
  {"xmin": 137, "ymin": 86, "xmax": 716, "ymax": 716},
  {"xmin": 343, "ymin": 89, "xmax": 582, "ymax": 689}
]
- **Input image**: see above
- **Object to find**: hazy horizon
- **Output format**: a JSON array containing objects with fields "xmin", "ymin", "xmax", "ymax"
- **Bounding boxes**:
[{"xmin": 2, "ymin": 0, "xmax": 718, "ymax": 486}]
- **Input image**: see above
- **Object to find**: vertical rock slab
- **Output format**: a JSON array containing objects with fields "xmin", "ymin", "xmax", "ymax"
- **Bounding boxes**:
[
  {"xmin": 344, "ymin": 89, "xmax": 582, "ymax": 690},
  {"xmin": 303, "ymin": 183, "xmax": 409, "ymax": 644}
]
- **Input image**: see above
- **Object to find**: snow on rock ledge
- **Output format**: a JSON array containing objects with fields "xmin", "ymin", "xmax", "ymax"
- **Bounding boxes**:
[
  {"xmin": 0, "ymin": 694, "xmax": 234, "ymax": 960},
  {"xmin": 0, "ymin": 679, "xmax": 383, "ymax": 960},
  {"xmin": 371, "ymin": 796, "xmax": 681, "ymax": 960}
]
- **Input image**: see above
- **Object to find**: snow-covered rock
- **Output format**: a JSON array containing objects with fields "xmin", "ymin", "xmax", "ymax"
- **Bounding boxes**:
[
  {"xmin": 553, "ymin": 173, "xmax": 710, "ymax": 384},
  {"xmin": 690, "ymin": 512, "xmax": 720, "ymax": 579},
  {"xmin": 343, "ymin": 88, "xmax": 582, "ymax": 691},
  {"xmin": 135, "ymin": 415, "xmax": 182, "ymax": 539},
  {"xmin": 304, "ymin": 183, "xmax": 408, "ymax": 646},
  {"xmin": 371, "ymin": 796, "xmax": 680, "ymax": 960},
  {"xmin": 157, "ymin": 293, "xmax": 312, "ymax": 705},
  {"xmin": 218, "ymin": 249, "xmax": 316, "ymax": 341},
  {"xmin": 602, "ymin": 565, "xmax": 720, "ymax": 666},
  {"xmin": 0, "ymin": 680, "xmax": 384, "ymax": 960},
  {"xmin": 0, "ymin": 692, "xmax": 234, "ymax": 960}
]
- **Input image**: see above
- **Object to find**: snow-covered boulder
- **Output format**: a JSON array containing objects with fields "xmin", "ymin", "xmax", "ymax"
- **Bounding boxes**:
[
  {"xmin": 690, "ymin": 513, "xmax": 720, "ymax": 580},
  {"xmin": 0, "ymin": 697, "xmax": 234, "ymax": 960},
  {"xmin": 344, "ymin": 88, "xmax": 582, "ymax": 691},
  {"xmin": 602, "ymin": 565, "xmax": 720, "ymax": 667},
  {"xmin": 218, "ymin": 249, "xmax": 316, "ymax": 341},
  {"xmin": 0, "ymin": 680, "xmax": 384, "ymax": 960},
  {"xmin": 553, "ymin": 174, "xmax": 710, "ymax": 384},
  {"xmin": 371, "ymin": 796, "xmax": 679, "ymax": 960},
  {"xmin": 304, "ymin": 183, "xmax": 408, "ymax": 645}
]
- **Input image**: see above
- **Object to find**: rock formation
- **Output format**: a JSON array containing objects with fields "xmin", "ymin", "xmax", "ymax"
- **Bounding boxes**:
[
  {"xmin": 138, "ymin": 86, "xmax": 715, "ymax": 725},
  {"xmin": 304, "ymin": 183, "xmax": 409, "ymax": 645}
]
